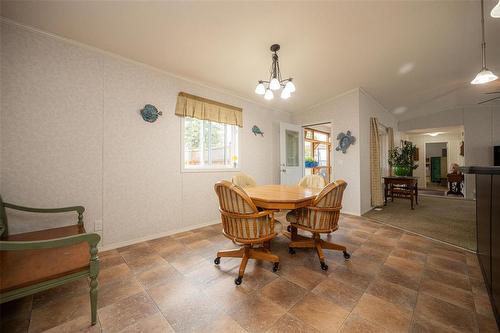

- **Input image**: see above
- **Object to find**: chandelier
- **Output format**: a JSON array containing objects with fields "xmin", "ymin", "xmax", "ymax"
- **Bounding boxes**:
[{"xmin": 255, "ymin": 44, "xmax": 295, "ymax": 100}]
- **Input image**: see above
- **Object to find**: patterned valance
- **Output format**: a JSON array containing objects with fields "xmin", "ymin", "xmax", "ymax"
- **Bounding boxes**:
[{"xmin": 175, "ymin": 92, "xmax": 243, "ymax": 127}]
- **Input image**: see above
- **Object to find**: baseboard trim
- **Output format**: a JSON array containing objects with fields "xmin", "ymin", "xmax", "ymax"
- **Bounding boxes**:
[{"xmin": 99, "ymin": 220, "xmax": 220, "ymax": 252}]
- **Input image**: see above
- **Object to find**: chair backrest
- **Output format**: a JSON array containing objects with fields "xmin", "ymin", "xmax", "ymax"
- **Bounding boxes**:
[
  {"xmin": 214, "ymin": 180, "xmax": 273, "ymax": 242},
  {"xmin": 298, "ymin": 174, "xmax": 326, "ymax": 188},
  {"xmin": 231, "ymin": 173, "xmax": 257, "ymax": 188},
  {"xmin": 0, "ymin": 195, "xmax": 7, "ymax": 238},
  {"xmin": 297, "ymin": 180, "xmax": 347, "ymax": 232}
]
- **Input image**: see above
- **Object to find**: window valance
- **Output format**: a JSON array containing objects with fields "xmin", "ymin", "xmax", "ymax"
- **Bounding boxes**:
[{"xmin": 175, "ymin": 92, "xmax": 243, "ymax": 127}]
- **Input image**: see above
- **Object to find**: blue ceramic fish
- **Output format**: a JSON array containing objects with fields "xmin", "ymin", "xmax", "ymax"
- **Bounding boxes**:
[{"xmin": 252, "ymin": 125, "xmax": 264, "ymax": 136}]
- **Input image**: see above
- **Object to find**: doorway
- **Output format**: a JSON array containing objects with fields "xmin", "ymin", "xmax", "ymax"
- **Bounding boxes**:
[
  {"xmin": 425, "ymin": 142, "xmax": 448, "ymax": 194},
  {"xmin": 303, "ymin": 123, "xmax": 332, "ymax": 183}
]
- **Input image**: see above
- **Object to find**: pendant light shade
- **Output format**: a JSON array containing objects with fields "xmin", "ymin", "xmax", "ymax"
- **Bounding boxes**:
[
  {"xmin": 284, "ymin": 80, "xmax": 296, "ymax": 93},
  {"xmin": 471, "ymin": 0, "xmax": 498, "ymax": 85},
  {"xmin": 471, "ymin": 69, "xmax": 499, "ymax": 85},
  {"xmin": 492, "ymin": 0, "xmax": 500, "ymax": 18},
  {"xmin": 264, "ymin": 89, "xmax": 274, "ymax": 100},
  {"xmin": 255, "ymin": 82, "xmax": 266, "ymax": 95},
  {"xmin": 281, "ymin": 89, "xmax": 291, "ymax": 99},
  {"xmin": 269, "ymin": 78, "xmax": 281, "ymax": 90}
]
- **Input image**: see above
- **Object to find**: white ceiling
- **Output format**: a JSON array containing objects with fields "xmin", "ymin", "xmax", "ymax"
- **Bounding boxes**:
[{"xmin": 1, "ymin": 1, "xmax": 500, "ymax": 120}]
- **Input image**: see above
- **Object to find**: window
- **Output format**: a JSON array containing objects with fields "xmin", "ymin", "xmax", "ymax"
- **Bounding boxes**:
[{"xmin": 182, "ymin": 117, "xmax": 238, "ymax": 171}]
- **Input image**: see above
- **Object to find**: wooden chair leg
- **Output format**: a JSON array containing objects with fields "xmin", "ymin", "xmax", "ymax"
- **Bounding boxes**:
[
  {"xmin": 288, "ymin": 239, "xmax": 315, "ymax": 249},
  {"xmin": 315, "ymin": 241, "xmax": 325, "ymax": 262},
  {"xmin": 216, "ymin": 247, "xmax": 245, "ymax": 258},
  {"xmin": 249, "ymin": 248, "xmax": 279, "ymax": 263},
  {"xmin": 320, "ymin": 240, "xmax": 346, "ymax": 251},
  {"xmin": 235, "ymin": 247, "xmax": 250, "ymax": 285}
]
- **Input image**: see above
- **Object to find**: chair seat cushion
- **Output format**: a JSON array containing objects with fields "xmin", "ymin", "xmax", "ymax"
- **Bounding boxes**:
[{"xmin": 1, "ymin": 225, "xmax": 90, "ymax": 293}]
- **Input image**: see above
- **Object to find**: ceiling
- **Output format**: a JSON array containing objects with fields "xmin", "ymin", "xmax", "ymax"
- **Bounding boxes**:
[
  {"xmin": 1, "ymin": 1, "xmax": 500, "ymax": 120},
  {"xmin": 405, "ymin": 126, "xmax": 464, "ymax": 136}
]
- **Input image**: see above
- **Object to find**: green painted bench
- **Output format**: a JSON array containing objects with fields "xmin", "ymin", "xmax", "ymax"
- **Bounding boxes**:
[{"xmin": 0, "ymin": 196, "xmax": 100, "ymax": 325}]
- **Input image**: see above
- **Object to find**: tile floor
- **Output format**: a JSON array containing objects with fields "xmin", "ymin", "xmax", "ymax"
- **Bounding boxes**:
[{"xmin": 1, "ymin": 215, "xmax": 498, "ymax": 333}]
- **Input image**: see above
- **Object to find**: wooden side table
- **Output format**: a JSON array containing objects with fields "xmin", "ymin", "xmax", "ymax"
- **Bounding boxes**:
[{"xmin": 383, "ymin": 176, "xmax": 419, "ymax": 209}]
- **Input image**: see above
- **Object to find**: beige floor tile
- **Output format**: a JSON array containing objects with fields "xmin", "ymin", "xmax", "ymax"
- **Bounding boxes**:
[
  {"xmin": 266, "ymin": 313, "xmax": 320, "ymax": 333},
  {"xmin": 98, "ymin": 292, "xmax": 158, "ymax": 333},
  {"xmin": 328, "ymin": 264, "xmax": 375, "ymax": 291},
  {"xmin": 226, "ymin": 293, "xmax": 286, "ymax": 333},
  {"xmin": 390, "ymin": 248, "xmax": 427, "ymax": 265},
  {"xmin": 474, "ymin": 293, "xmax": 495, "ymax": 318},
  {"xmin": 339, "ymin": 313, "xmax": 385, "ymax": 333},
  {"xmin": 422, "ymin": 266, "xmax": 471, "ymax": 292},
  {"xmin": 420, "ymin": 279, "xmax": 475, "ymax": 311},
  {"xmin": 98, "ymin": 277, "xmax": 145, "ymax": 309},
  {"xmin": 311, "ymin": 276, "xmax": 364, "ymax": 311},
  {"xmin": 99, "ymin": 249, "xmax": 126, "ymax": 270},
  {"xmin": 427, "ymin": 255, "xmax": 468, "ymax": 276},
  {"xmin": 365, "ymin": 278, "xmax": 418, "ymax": 311},
  {"xmin": 414, "ymin": 293, "xmax": 477, "ymax": 333},
  {"xmin": 29, "ymin": 293, "xmax": 90, "ymax": 333},
  {"xmin": 259, "ymin": 277, "xmax": 307, "ymax": 311},
  {"xmin": 99, "ymin": 263, "xmax": 133, "ymax": 285},
  {"xmin": 278, "ymin": 263, "xmax": 327, "ymax": 291},
  {"xmin": 41, "ymin": 315, "xmax": 101, "ymax": 333},
  {"xmin": 116, "ymin": 312, "xmax": 174, "ymax": 333},
  {"xmin": 135, "ymin": 262, "xmax": 184, "ymax": 289},
  {"xmin": 351, "ymin": 294, "xmax": 412, "ymax": 333},
  {"xmin": 289, "ymin": 293, "xmax": 349, "ymax": 332}
]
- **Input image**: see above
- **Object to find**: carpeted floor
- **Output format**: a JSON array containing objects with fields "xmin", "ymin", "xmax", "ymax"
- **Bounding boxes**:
[{"xmin": 364, "ymin": 196, "xmax": 476, "ymax": 251}]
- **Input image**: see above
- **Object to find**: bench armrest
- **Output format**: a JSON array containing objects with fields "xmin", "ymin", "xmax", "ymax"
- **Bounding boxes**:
[
  {"xmin": 0, "ymin": 232, "xmax": 100, "ymax": 251},
  {"xmin": 3, "ymin": 203, "xmax": 85, "ymax": 225},
  {"xmin": 3, "ymin": 203, "xmax": 85, "ymax": 215}
]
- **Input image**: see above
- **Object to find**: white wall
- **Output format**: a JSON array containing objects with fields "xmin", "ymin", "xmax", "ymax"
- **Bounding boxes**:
[
  {"xmin": 399, "ymin": 105, "xmax": 500, "ymax": 198},
  {"xmin": 0, "ymin": 21, "xmax": 291, "ymax": 248},
  {"xmin": 293, "ymin": 89, "xmax": 361, "ymax": 215},
  {"xmin": 292, "ymin": 88, "xmax": 399, "ymax": 215}
]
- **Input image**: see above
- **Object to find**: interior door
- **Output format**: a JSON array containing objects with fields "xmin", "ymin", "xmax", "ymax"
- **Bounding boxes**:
[{"xmin": 280, "ymin": 122, "xmax": 304, "ymax": 185}]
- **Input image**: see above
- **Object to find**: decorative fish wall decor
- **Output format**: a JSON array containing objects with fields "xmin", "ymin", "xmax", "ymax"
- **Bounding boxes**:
[
  {"xmin": 336, "ymin": 131, "xmax": 356, "ymax": 153},
  {"xmin": 140, "ymin": 104, "xmax": 163, "ymax": 123},
  {"xmin": 252, "ymin": 125, "xmax": 264, "ymax": 136}
]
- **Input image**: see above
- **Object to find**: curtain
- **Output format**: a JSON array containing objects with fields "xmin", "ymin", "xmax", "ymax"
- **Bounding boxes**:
[
  {"xmin": 387, "ymin": 127, "xmax": 395, "ymax": 176},
  {"xmin": 175, "ymin": 92, "xmax": 243, "ymax": 127},
  {"xmin": 370, "ymin": 118, "xmax": 384, "ymax": 207}
]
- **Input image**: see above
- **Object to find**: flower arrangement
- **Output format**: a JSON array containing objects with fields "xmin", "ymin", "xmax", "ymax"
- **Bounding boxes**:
[{"xmin": 388, "ymin": 141, "xmax": 418, "ymax": 176}]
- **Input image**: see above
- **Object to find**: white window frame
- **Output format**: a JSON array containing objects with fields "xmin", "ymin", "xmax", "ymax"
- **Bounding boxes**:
[{"xmin": 180, "ymin": 117, "xmax": 240, "ymax": 173}]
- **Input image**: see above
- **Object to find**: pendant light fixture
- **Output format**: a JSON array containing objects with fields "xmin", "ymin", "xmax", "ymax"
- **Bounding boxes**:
[
  {"xmin": 255, "ymin": 44, "xmax": 295, "ymax": 100},
  {"xmin": 492, "ymin": 0, "xmax": 500, "ymax": 18},
  {"xmin": 471, "ymin": 0, "xmax": 498, "ymax": 84}
]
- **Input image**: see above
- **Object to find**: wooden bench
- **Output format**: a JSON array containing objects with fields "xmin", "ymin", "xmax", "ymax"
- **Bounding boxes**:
[{"xmin": 0, "ymin": 196, "xmax": 100, "ymax": 325}]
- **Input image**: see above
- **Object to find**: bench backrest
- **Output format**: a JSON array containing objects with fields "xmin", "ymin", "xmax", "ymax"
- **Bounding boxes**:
[{"xmin": 0, "ymin": 196, "xmax": 7, "ymax": 238}]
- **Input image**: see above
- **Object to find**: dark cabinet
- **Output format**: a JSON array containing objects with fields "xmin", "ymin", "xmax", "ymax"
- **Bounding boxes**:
[{"xmin": 463, "ymin": 167, "xmax": 500, "ymax": 328}]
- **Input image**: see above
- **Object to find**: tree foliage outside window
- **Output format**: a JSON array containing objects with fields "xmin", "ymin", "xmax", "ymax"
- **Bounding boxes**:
[{"xmin": 183, "ymin": 117, "xmax": 238, "ymax": 169}]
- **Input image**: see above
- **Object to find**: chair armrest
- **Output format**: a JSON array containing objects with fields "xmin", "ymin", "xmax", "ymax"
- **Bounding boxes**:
[
  {"xmin": 3, "ymin": 203, "xmax": 85, "ymax": 215},
  {"xmin": 219, "ymin": 209, "xmax": 274, "ymax": 220},
  {"xmin": 308, "ymin": 206, "xmax": 342, "ymax": 212},
  {"xmin": 0, "ymin": 233, "xmax": 100, "ymax": 251}
]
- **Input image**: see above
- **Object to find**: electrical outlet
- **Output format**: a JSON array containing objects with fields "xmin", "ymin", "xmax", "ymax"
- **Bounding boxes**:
[{"xmin": 94, "ymin": 219, "xmax": 103, "ymax": 231}]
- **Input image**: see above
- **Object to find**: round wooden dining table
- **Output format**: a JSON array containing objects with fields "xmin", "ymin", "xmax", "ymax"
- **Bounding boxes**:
[
  {"xmin": 244, "ymin": 184, "xmax": 322, "ymax": 210},
  {"xmin": 244, "ymin": 184, "xmax": 322, "ymax": 242}
]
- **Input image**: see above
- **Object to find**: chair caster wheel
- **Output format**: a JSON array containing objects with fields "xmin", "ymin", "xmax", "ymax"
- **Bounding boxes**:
[
  {"xmin": 320, "ymin": 262, "xmax": 329, "ymax": 271},
  {"xmin": 234, "ymin": 276, "xmax": 243, "ymax": 285},
  {"xmin": 287, "ymin": 225, "xmax": 291, "ymax": 232},
  {"xmin": 272, "ymin": 262, "xmax": 280, "ymax": 272},
  {"xmin": 343, "ymin": 251, "xmax": 351, "ymax": 260},
  {"xmin": 214, "ymin": 257, "xmax": 221, "ymax": 265},
  {"xmin": 288, "ymin": 247, "xmax": 296, "ymax": 254}
]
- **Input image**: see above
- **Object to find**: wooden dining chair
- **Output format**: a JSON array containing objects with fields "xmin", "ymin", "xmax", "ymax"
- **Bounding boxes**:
[
  {"xmin": 213, "ymin": 180, "xmax": 279, "ymax": 285},
  {"xmin": 231, "ymin": 172, "xmax": 257, "ymax": 188},
  {"xmin": 286, "ymin": 180, "xmax": 349, "ymax": 270},
  {"xmin": 298, "ymin": 174, "xmax": 326, "ymax": 188}
]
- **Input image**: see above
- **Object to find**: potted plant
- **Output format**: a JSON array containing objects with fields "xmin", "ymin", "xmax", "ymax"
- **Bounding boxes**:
[
  {"xmin": 388, "ymin": 141, "xmax": 418, "ymax": 176},
  {"xmin": 305, "ymin": 157, "xmax": 319, "ymax": 168}
]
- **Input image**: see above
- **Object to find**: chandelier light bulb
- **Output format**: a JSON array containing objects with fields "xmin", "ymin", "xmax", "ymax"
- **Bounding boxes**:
[
  {"xmin": 269, "ymin": 78, "xmax": 281, "ymax": 90},
  {"xmin": 255, "ymin": 82, "xmax": 266, "ymax": 95},
  {"xmin": 471, "ymin": 69, "xmax": 498, "ymax": 84},
  {"xmin": 264, "ymin": 89, "xmax": 274, "ymax": 100},
  {"xmin": 284, "ymin": 80, "xmax": 296, "ymax": 93},
  {"xmin": 281, "ymin": 89, "xmax": 291, "ymax": 99},
  {"xmin": 492, "ymin": 0, "xmax": 500, "ymax": 17}
]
